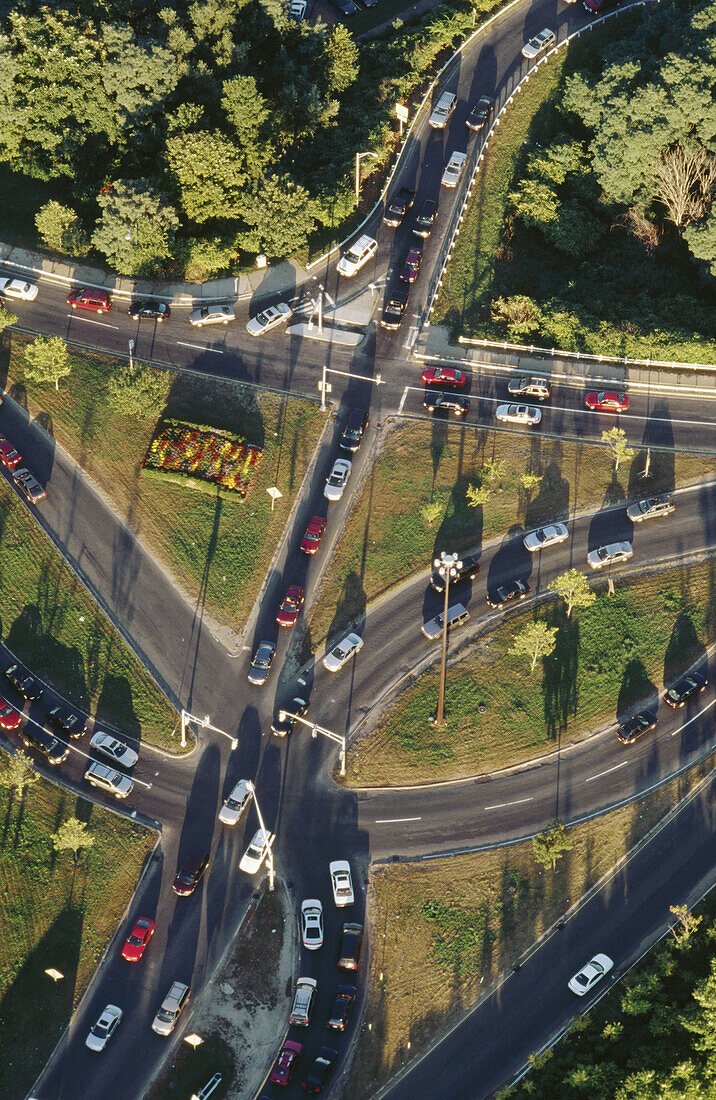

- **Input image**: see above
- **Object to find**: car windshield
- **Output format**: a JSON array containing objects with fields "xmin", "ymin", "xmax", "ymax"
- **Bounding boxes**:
[
  {"xmin": 225, "ymin": 796, "xmax": 241, "ymax": 809},
  {"xmin": 177, "ymin": 870, "xmax": 195, "ymax": 884},
  {"xmin": 256, "ymin": 310, "xmax": 271, "ymax": 324},
  {"xmin": 128, "ymin": 933, "xmax": 143, "ymax": 945},
  {"xmin": 92, "ymin": 1022, "xmax": 109, "ymax": 1035},
  {"xmin": 156, "ymin": 1008, "xmax": 175, "ymax": 1022}
]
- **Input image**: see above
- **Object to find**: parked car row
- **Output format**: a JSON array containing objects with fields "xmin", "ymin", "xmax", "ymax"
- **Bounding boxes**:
[{"xmin": 0, "ymin": 432, "xmax": 48, "ymax": 503}]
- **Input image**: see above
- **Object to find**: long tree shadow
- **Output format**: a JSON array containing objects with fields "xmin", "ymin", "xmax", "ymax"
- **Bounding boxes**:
[
  {"xmin": 617, "ymin": 658, "xmax": 658, "ymax": 720},
  {"xmin": 542, "ymin": 609, "xmax": 579, "ymax": 740},
  {"xmin": 6, "ymin": 603, "xmax": 90, "ymax": 713},
  {"xmin": 664, "ymin": 610, "xmax": 707, "ymax": 686},
  {"xmin": 524, "ymin": 460, "xmax": 570, "ymax": 528},
  {"xmin": 433, "ymin": 474, "xmax": 483, "ymax": 556},
  {"xmin": 327, "ymin": 570, "xmax": 366, "ymax": 648},
  {"xmin": 95, "ymin": 674, "xmax": 141, "ymax": 746}
]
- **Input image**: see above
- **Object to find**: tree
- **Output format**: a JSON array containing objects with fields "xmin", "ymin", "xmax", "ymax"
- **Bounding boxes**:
[
  {"xmin": 510, "ymin": 621, "xmax": 558, "ymax": 673},
  {"xmin": 35, "ymin": 201, "xmax": 89, "ymax": 256},
  {"xmin": 532, "ymin": 821, "xmax": 573, "ymax": 871},
  {"xmin": 520, "ymin": 472, "xmax": 542, "ymax": 493},
  {"xmin": 107, "ymin": 362, "xmax": 168, "ymax": 418},
  {"xmin": 0, "ymin": 302, "xmax": 18, "ymax": 335},
  {"xmin": 240, "ymin": 173, "xmax": 318, "ymax": 258},
  {"xmin": 221, "ymin": 76, "xmax": 272, "ymax": 173},
  {"xmin": 24, "ymin": 335, "xmax": 71, "ymax": 391},
  {"xmin": 51, "ymin": 816, "xmax": 95, "ymax": 864},
  {"xmin": 466, "ymin": 483, "xmax": 491, "ymax": 507},
  {"xmin": 602, "ymin": 427, "xmax": 636, "ymax": 472},
  {"xmin": 490, "ymin": 295, "xmax": 542, "ymax": 339},
  {"xmin": 323, "ymin": 24, "xmax": 359, "ymax": 97},
  {"xmin": 548, "ymin": 569, "xmax": 596, "ymax": 619},
  {"xmin": 421, "ymin": 499, "xmax": 445, "ymax": 527},
  {"xmin": 92, "ymin": 179, "xmax": 179, "ymax": 277},
  {"xmin": 167, "ymin": 130, "xmax": 249, "ymax": 223},
  {"xmin": 0, "ymin": 749, "xmax": 38, "ymax": 798},
  {"xmin": 652, "ymin": 145, "xmax": 716, "ymax": 228},
  {"xmin": 100, "ymin": 24, "xmax": 180, "ymax": 126},
  {"xmin": 670, "ymin": 904, "xmax": 703, "ymax": 950}
]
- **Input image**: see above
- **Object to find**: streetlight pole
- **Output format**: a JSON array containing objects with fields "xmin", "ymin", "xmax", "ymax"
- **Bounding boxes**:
[
  {"xmin": 180, "ymin": 710, "xmax": 238, "ymax": 751},
  {"xmin": 432, "ymin": 551, "xmax": 462, "ymax": 727},
  {"xmin": 355, "ymin": 151, "xmax": 378, "ymax": 206},
  {"xmin": 320, "ymin": 364, "xmax": 384, "ymax": 414},
  {"xmin": 247, "ymin": 781, "xmax": 275, "ymax": 891},
  {"xmin": 278, "ymin": 710, "xmax": 346, "ymax": 777}
]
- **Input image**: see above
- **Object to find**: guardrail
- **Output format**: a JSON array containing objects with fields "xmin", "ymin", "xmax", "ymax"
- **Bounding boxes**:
[{"xmin": 454, "ymin": 334, "xmax": 716, "ymax": 374}]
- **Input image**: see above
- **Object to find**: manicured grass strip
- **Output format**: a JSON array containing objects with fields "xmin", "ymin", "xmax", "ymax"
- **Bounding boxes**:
[
  {"xmin": 346, "ymin": 563, "xmax": 715, "ymax": 785},
  {"xmin": 0, "ymin": 778, "xmax": 155, "ymax": 1099}
]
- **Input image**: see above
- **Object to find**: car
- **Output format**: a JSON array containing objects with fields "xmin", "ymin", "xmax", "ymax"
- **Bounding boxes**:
[
  {"xmin": 340, "ymin": 409, "xmax": 369, "ymax": 453},
  {"xmin": 46, "ymin": 705, "xmax": 87, "ymax": 738},
  {"xmin": 329, "ymin": 860, "xmax": 355, "ymax": 907},
  {"xmin": 626, "ymin": 494, "xmax": 675, "ymax": 523},
  {"xmin": 270, "ymin": 1039, "xmax": 303, "ymax": 1086},
  {"xmin": 121, "ymin": 916, "xmax": 156, "ymax": 962},
  {"xmin": 587, "ymin": 541, "xmax": 633, "ymax": 570},
  {"xmin": 152, "ymin": 981, "xmax": 190, "ymax": 1035},
  {"xmin": 218, "ymin": 778, "xmax": 252, "ymax": 825},
  {"xmin": 523, "ymin": 523, "xmax": 569, "ymax": 552},
  {"xmin": 4, "ymin": 663, "xmax": 43, "ymax": 701},
  {"xmin": 430, "ymin": 553, "xmax": 480, "ymax": 593},
  {"xmin": 303, "ymin": 1046, "xmax": 337, "ymax": 1094},
  {"xmin": 0, "ymin": 437, "xmax": 22, "ymax": 468},
  {"xmin": 338, "ymin": 922, "xmax": 363, "ymax": 970},
  {"xmin": 400, "ymin": 247, "xmax": 423, "ymax": 284},
  {"xmin": 22, "ymin": 725, "xmax": 69, "ymax": 765},
  {"xmin": 85, "ymin": 1004, "xmax": 122, "ymax": 1051},
  {"xmin": 617, "ymin": 711, "xmax": 657, "ymax": 745},
  {"xmin": 0, "ymin": 277, "xmax": 38, "ymax": 301},
  {"xmin": 336, "ymin": 234, "xmax": 378, "ymax": 277},
  {"xmin": 0, "ymin": 697, "xmax": 22, "ymax": 730},
  {"xmin": 323, "ymin": 633, "xmax": 363, "ymax": 673},
  {"xmin": 289, "ymin": 976, "xmax": 317, "ymax": 1026},
  {"xmin": 271, "ymin": 696, "xmax": 308, "ymax": 738},
  {"xmin": 173, "ymin": 851, "xmax": 210, "ymax": 896},
  {"xmin": 568, "ymin": 953, "xmax": 613, "ymax": 996},
  {"xmin": 466, "ymin": 95, "xmax": 495, "ymax": 131},
  {"xmin": 13, "ymin": 468, "xmax": 46, "ymax": 503},
  {"xmin": 331, "ymin": 0, "xmax": 360, "ymax": 14},
  {"xmin": 328, "ymin": 985, "xmax": 356, "ymax": 1031},
  {"xmin": 522, "ymin": 28, "xmax": 556, "ymax": 60},
  {"xmin": 129, "ymin": 301, "xmax": 170, "ymax": 322},
  {"xmin": 423, "ymin": 392, "xmax": 470, "ymax": 417},
  {"xmin": 67, "ymin": 288, "xmax": 112, "ymax": 313},
  {"xmin": 246, "ymin": 302, "xmax": 293, "ymax": 336},
  {"xmin": 664, "ymin": 672, "xmax": 708, "ymax": 708},
  {"xmin": 381, "ymin": 286, "xmax": 409, "ymax": 330},
  {"xmin": 384, "ymin": 186, "xmax": 415, "ymax": 228},
  {"xmin": 486, "ymin": 579, "xmax": 530, "ymax": 609},
  {"xmin": 300, "ymin": 515, "xmax": 326, "ymax": 555},
  {"xmin": 240, "ymin": 827, "xmax": 275, "ymax": 874},
  {"xmin": 585, "ymin": 390, "xmax": 629, "ymax": 412},
  {"xmin": 290, "ymin": 0, "xmax": 306, "ymax": 18},
  {"xmin": 85, "ymin": 760, "xmax": 134, "ymax": 797},
  {"xmin": 495, "ymin": 404, "xmax": 542, "ymax": 426},
  {"xmin": 422, "ymin": 602, "xmax": 470, "ymax": 640},
  {"xmin": 507, "ymin": 375, "xmax": 551, "ymax": 400},
  {"xmin": 248, "ymin": 640, "xmax": 276, "ymax": 685},
  {"xmin": 276, "ymin": 584, "xmax": 305, "ymax": 628},
  {"xmin": 429, "ymin": 90, "xmax": 457, "ymax": 128},
  {"xmin": 413, "ymin": 199, "xmax": 439, "ymax": 238},
  {"xmin": 422, "ymin": 366, "xmax": 467, "ymax": 388},
  {"xmin": 324, "ymin": 458, "xmax": 352, "ymax": 502},
  {"xmin": 90, "ymin": 731, "xmax": 138, "ymax": 768},
  {"xmin": 442, "ymin": 150, "xmax": 468, "ymax": 188},
  {"xmin": 301, "ymin": 899, "xmax": 324, "ymax": 950},
  {"xmin": 583, "ymin": 0, "xmax": 621, "ymax": 13},
  {"xmin": 188, "ymin": 303, "xmax": 236, "ymax": 327}
]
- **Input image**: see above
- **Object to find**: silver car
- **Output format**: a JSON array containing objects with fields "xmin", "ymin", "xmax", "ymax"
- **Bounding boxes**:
[
  {"xmin": 84, "ymin": 760, "xmax": 134, "ymax": 798},
  {"xmin": 441, "ymin": 151, "xmax": 468, "ymax": 188},
  {"xmin": 0, "ymin": 277, "xmax": 39, "ymax": 301},
  {"xmin": 495, "ymin": 404, "xmax": 542, "ymax": 426},
  {"xmin": 568, "ymin": 953, "xmax": 613, "ymax": 996},
  {"xmin": 86, "ymin": 1004, "xmax": 122, "ymax": 1051},
  {"xmin": 188, "ymin": 303, "xmax": 236, "ymax": 327},
  {"xmin": 246, "ymin": 302, "xmax": 292, "ymax": 336},
  {"xmin": 522, "ymin": 28, "xmax": 556, "ymax": 59},
  {"xmin": 152, "ymin": 981, "xmax": 190, "ymax": 1035},
  {"xmin": 626, "ymin": 494, "xmax": 675, "ymax": 523},
  {"xmin": 239, "ymin": 827, "xmax": 275, "ymax": 874},
  {"xmin": 587, "ymin": 541, "xmax": 633, "ymax": 570},
  {"xmin": 13, "ymin": 468, "xmax": 46, "ymax": 503},
  {"xmin": 323, "ymin": 633, "xmax": 363, "ymax": 672},
  {"xmin": 218, "ymin": 778, "xmax": 252, "ymax": 825},
  {"xmin": 324, "ymin": 458, "xmax": 352, "ymax": 502},
  {"xmin": 523, "ymin": 523, "xmax": 569, "ymax": 552},
  {"xmin": 90, "ymin": 731, "xmax": 138, "ymax": 769}
]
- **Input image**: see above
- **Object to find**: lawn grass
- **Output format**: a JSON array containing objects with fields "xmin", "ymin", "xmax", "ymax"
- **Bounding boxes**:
[
  {"xmin": 346, "ymin": 562, "xmax": 715, "ymax": 785},
  {"xmin": 0, "ymin": 775, "xmax": 155, "ymax": 1099},
  {"xmin": 342, "ymin": 762, "xmax": 711, "ymax": 1100},
  {"xmin": 3, "ymin": 334, "xmax": 327, "ymax": 632},
  {"xmin": 0, "ymin": 479, "xmax": 178, "ymax": 749},
  {"xmin": 309, "ymin": 418, "xmax": 707, "ymax": 648}
]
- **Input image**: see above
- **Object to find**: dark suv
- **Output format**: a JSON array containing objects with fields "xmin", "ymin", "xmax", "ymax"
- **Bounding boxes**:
[
  {"xmin": 430, "ymin": 553, "xmax": 480, "ymax": 593},
  {"xmin": 22, "ymin": 726, "xmax": 69, "ymax": 765},
  {"xmin": 383, "ymin": 187, "xmax": 415, "ymax": 228},
  {"xmin": 4, "ymin": 663, "xmax": 43, "ymax": 701},
  {"xmin": 413, "ymin": 199, "xmax": 439, "ymax": 238},
  {"xmin": 172, "ymin": 852, "xmax": 210, "ymax": 896},
  {"xmin": 340, "ymin": 409, "xmax": 369, "ymax": 453},
  {"xmin": 466, "ymin": 95, "xmax": 495, "ymax": 131},
  {"xmin": 47, "ymin": 705, "xmax": 88, "ymax": 739},
  {"xmin": 486, "ymin": 579, "xmax": 530, "ymax": 609},
  {"xmin": 338, "ymin": 922, "xmax": 363, "ymax": 969}
]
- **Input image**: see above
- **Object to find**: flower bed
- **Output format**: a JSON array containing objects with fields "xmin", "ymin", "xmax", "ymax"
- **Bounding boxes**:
[{"xmin": 143, "ymin": 420, "xmax": 263, "ymax": 498}]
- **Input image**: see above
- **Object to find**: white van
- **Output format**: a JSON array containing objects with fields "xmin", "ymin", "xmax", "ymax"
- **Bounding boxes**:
[
  {"xmin": 337, "ymin": 234, "xmax": 378, "ymax": 277},
  {"xmin": 429, "ymin": 91, "xmax": 457, "ymax": 128},
  {"xmin": 422, "ymin": 603, "xmax": 469, "ymax": 640}
]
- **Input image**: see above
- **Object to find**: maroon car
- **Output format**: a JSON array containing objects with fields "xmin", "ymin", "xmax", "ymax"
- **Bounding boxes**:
[
  {"xmin": 584, "ymin": 390, "xmax": 629, "ymax": 412},
  {"xmin": 0, "ymin": 437, "xmax": 22, "ymax": 469},
  {"xmin": 300, "ymin": 516, "xmax": 326, "ymax": 555},
  {"xmin": 399, "ymin": 246, "xmax": 423, "ymax": 284},
  {"xmin": 422, "ymin": 367, "xmax": 467, "ymax": 388},
  {"xmin": 67, "ymin": 287, "xmax": 113, "ymax": 313},
  {"xmin": 0, "ymin": 696, "xmax": 22, "ymax": 730},
  {"xmin": 276, "ymin": 585, "xmax": 305, "ymax": 628},
  {"xmin": 270, "ymin": 1039, "xmax": 302, "ymax": 1086}
]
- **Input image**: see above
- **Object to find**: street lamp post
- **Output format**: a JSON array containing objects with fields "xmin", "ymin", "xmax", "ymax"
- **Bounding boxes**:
[
  {"xmin": 432, "ymin": 551, "xmax": 462, "ymax": 727},
  {"xmin": 355, "ymin": 151, "xmax": 378, "ymax": 206},
  {"xmin": 278, "ymin": 710, "xmax": 346, "ymax": 777},
  {"xmin": 320, "ymin": 363, "xmax": 384, "ymax": 414},
  {"xmin": 180, "ymin": 710, "xmax": 238, "ymax": 751},
  {"xmin": 247, "ymin": 781, "xmax": 275, "ymax": 891}
]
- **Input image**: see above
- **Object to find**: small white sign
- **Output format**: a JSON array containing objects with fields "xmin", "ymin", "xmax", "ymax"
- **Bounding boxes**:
[{"xmin": 396, "ymin": 103, "xmax": 409, "ymax": 123}]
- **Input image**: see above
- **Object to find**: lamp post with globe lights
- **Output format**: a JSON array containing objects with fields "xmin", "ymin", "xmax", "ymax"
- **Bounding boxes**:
[{"xmin": 432, "ymin": 551, "xmax": 462, "ymax": 727}]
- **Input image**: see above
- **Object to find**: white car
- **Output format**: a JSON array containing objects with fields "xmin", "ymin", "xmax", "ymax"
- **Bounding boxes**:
[
  {"xmin": 246, "ymin": 302, "xmax": 292, "ymax": 336},
  {"xmin": 84, "ymin": 761, "xmax": 134, "ymax": 799},
  {"xmin": 90, "ymin": 731, "xmax": 138, "ymax": 769},
  {"xmin": 495, "ymin": 403, "xmax": 542, "ymax": 426},
  {"xmin": 587, "ymin": 541, "xmax": 633, "ymax": 570},
  {"xmin": 323, "ymin": 632, "xmax": 363, "ymax": 673},
  {"xmin": 522, "ymin": 28, "xmax": 556, "ymax": 60},
  {"xmin": 301, "ymin": 899, "xmax": 324, "ymax": 950},
  {"xmin": 429, "ymin": 90, "xmax": 457, "ymax": 128},
  {"xmin": 152, "ymin": 981, "xmax": 190, "ymax": 1035},
  {"xmin": 337, "ymin": 234, "xmax": 378, "ymax": 277},
  {"xmin": 188, "ymin": 303, "xmax": 236, "ymax": 327},
  {"xmin": 441, "ymin": 150, "xmax": 468, "ymax": 188},
  {"xmin": 330, "ymin": 860, "xmax": 355, "ymax": 907},
  {"xmin": 218, "ymin": 778, "xmax": 252, "ymax": 825},
  {"xmin": 289, "ymin": 0, "xmax": 306, "ymax": 17},
  {"xmin": 568, "ymin": 953, "xmax": 613, "ymax": 996},
  {"xmin": 86, "ymin": 1004, "xmax": 122, "ymax": 1051},
  {"xmin": 523, "ymin": 523, "xmax": 569, "ymax": 552},
  {"xmin": 626, "ymin": 494, "xmax": 675, "ymax": 523},
  {"xmin": 0, "ymin": 277, "xmax": 39, "ymax": 301},
  {"xmin": 239, "ymin": 827, "xmax": 275, "ymax": 874},
  {"xmin": 324, "ymin": 458, "xmax": 352, "ymax": 502}
]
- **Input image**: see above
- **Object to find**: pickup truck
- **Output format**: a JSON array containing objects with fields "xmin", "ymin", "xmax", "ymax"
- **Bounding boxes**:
[{"xmin": 383, "ymin": 187, "xmax": 415, "ymax": 228}]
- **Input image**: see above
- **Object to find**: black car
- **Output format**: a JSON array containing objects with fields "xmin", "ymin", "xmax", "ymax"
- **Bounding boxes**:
[
  {"xmin": 486, "ymin": 579, "xmax": 530, "ymax": 609},
  {"xmin": 331, "ymin": 0, "xmax": 360, "ymax": 12},
  {"xmin": 423, "ymin": 392, "xmax": 470, "ymax": 417},
  {"xmin": 248, "ymin": 641, "xmax": 276, "ymax": 686},
  {"xmin": 466, "ymin": 95, "xmax": 495, "ymax": 131},
  {"xmin": 664, "ymin": 672, "xmax": 708, "ymax": 708},
  {"xmin": 340, "ymin": 409, "xmax": 369, "ymax": 453},
  {"xmin": 327, "ymin": 984, "xmax": 357, "ymax": 1030},
  {"xmin": 413, "ymin": 198, "xmax": 439, "ymax": 238},
  {"xmin": 303, "ymin": 1046, "xmax": 337, "ymax": 1094},
  {"xmin": 271, "ymin": 696, "xmax": 308, "ymax": 738},
  {"xmin": 383, "ymin": 186, "xmax": 415, "ymax": 228},
  {"xmin": 4, "ymin": 663, "xmax": 43, "ymax": 701},
  {"xmin": 617, "ymin": 711, "xmax": 657, "ymax": 744},
  {"xmin": 381, "ymin": 286, "xmax": 409, "ymax": 330},
  {"xmin": 21, "ymin": 726, "xmax": 69, "ymax": 765},
  {"xmin": 172, "ymin": 851, "xmax": 210, "ymax": 896},
  {"xmin": 430, "ymin": 553, "xmax": 480, "ymax": 593},
  {"xmin": 338, "ymin": 922, "xmax": 363, "ymax": 970},
  {"xmin": 128, "ymin": 301, "xmax": 170, "ymax": 322},
  {"xmin": 47, "ymin": 705, "xmax": 88, "ymax": 739}
]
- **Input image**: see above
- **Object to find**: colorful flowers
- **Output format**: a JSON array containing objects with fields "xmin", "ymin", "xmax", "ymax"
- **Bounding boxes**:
[{"xmin": 144, "ymin": 421, "xmax": 263, "ymax": 498}]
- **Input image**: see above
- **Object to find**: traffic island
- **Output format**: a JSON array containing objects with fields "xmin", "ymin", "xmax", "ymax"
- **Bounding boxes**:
[{"xmin": 287, "ymin": 321, "xmax": 365, "ymax": 346}]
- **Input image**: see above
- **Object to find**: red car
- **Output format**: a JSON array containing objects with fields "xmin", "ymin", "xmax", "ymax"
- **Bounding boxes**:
[
  {"xmin": 300, "ymin": 516, "xmax": 326, "ymax": 555},
  {"xmin": 276, "ymin": 585, "xmax": 305, "ymax": 627},
  {"xmin": 422, "ymin": 367, "xmax": 467, "ymax": 388},
  {"xmin": 0, "ymin": 697, "xmax": 22, "ymax": 730},
  {"xmin": 270, "ymin": 1039, "xmax": 302, "ymax": 1086},
  {"xmin": 0, "ymin": 437, "xmax": 22, "ymax": 469},
  {"xmin": 67, "ymin": 288, "xmax": 112, "ymax": 314},
  {"xmin": 584, "ymin": 390, "xmax": 629, "ymax": 412},
  {"xmin": 399, "ymin": 246, "xmax": 423, "ymax": 284},
  {"xmin": 121, "ymin": 916, "xmax": 155, "ymax": 962}
]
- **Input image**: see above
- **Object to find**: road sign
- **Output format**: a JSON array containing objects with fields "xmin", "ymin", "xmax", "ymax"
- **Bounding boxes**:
[
  {"xmin": 266, "ymin": 486, "xmax": 283, "ymax": 512},
  {"xmin": 396, "ymin": 103, "xmax": 409, "ymax": 123}
]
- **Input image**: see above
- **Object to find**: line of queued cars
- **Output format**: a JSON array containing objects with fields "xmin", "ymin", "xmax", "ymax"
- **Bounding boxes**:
[{"xmin": 0, "ymin": 430, "xmax": 47, "ymax": 503}]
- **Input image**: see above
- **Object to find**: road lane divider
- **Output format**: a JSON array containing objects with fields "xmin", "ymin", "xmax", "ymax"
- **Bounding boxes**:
[
  {"xmin": 585, "ymin": 759, "xmax": 629, "ymax": 784},
  {"xmin": 375, "ymin": 816, "xmax": 422, "ymax": 824},
  {"xmin": 176, "ymin": 341, "xmax": 225, "ymax": 354},
  {"xmin": 484, "ymin": 796, "xmax": 533, "ymax": 811}
]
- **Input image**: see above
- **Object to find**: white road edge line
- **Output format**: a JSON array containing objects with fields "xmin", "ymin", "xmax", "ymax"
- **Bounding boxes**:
[
  {"xmin": 176, "ymin": 341, "xmax": 225, "ymax": 354},
  {"xmin": 374, "ymin": 816, "xmax": 422, "ymax": 824},
  {"xmin": 585, "ymin": 759, "xmax": 629, "ymax": 783},
  {"xmin": 66, "ymin": 314, "xmax": 119, "ymax": 329},
  {"xmin": 398, "ymin": 385, "xmax": 410, "ymax": 414},
  {"xmin": 484, "ymin": 796, "xmax": 533, "ymax": 811},
  {"xmin": 671, "ymin": 695, "xmax": 716, "ymax": 734}
]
